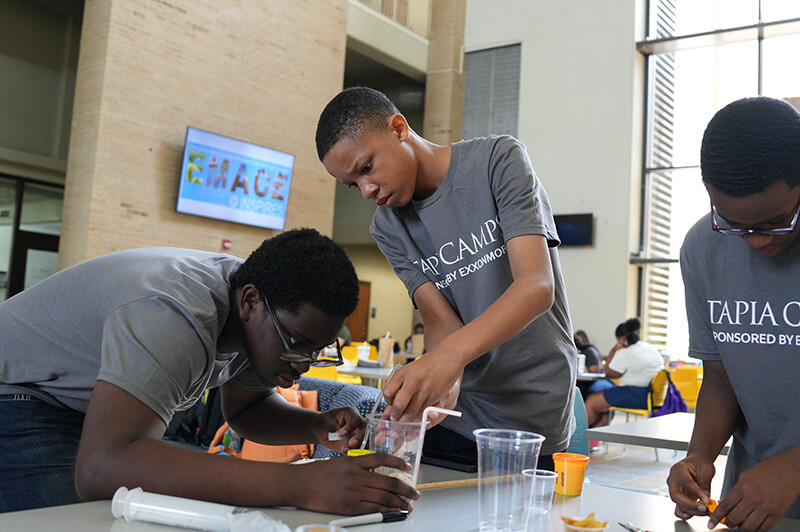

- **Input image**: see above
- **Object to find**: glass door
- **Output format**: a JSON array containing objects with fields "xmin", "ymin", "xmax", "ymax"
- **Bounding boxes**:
[{"xmin": 6, "ymin": 181, "xmax": 63, "ymax": 299}]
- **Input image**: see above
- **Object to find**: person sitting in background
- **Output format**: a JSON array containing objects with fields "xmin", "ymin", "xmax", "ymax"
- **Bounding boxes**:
[
  {"xmin": 404, "ymin": 323, "xmax": 424, "ymax": 352},
  {"xmin": 574, "ymin": 330, "xmax": 602, "ymax": 372},
  {"xmin": 584, "ymin": 318, "xmax": 663, "ymax": 428},
  {"xmin": 574, "ymin": 330, "xmax": 603, "ymax": 398}
]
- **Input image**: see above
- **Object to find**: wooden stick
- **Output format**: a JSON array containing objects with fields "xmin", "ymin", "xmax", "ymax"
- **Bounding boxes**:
[
  {"xmin": 417, "ymin": 477, "xmax": 481, "ymax": 491},
  {"xmin": 417, "ymin": 474, "xmax": 523, "ymax": 491}
]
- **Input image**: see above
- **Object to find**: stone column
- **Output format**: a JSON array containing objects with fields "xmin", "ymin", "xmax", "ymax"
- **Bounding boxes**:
[{"xmin": 422, "ymin": 0, "xmax": 466, "ymax": 145}]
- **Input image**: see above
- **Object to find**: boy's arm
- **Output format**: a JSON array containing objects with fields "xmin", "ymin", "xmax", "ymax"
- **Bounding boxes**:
[
  {"xmin": 381, "ymin": 280, "xmax": 466, "ymax": 422},
  {"xmin": 75, "ymin": 380, "xmax": 417, "ymax": 514},
  {"xmin": 667, "ymin": 360, "xmax": 739, "ymax": 519},
  {"xmin": 672, "ymin": 361, "xmax": 800, "ymax": 530},
  {"xmin": 221, "ymin": 383, "xmax": 321, "ymax": 444},
  {"xmin": 712, "ymin": 447, "xmax": 800, "ymax": 530},
  {"xmin": 601, "ymin": 342, "xmax": 625, "ymax": 378},
  {"xmin": 383, "ymin": 234, "xmax": 555, "ymax": 422},
  {"xmin": 220, "ymin": 382, "xmax": 366, "ymax": 451}
]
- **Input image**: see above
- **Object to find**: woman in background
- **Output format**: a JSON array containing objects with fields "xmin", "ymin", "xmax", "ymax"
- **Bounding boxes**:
[
  {"xmin": 574, "ymin": 330, "xmax": 603, "ymax": 398},
  {"xmin": 584, "ymin": 318, "xmax": 663, "ymax": 428},
  {"xmin": 574, "ymin": 330, "xmax": 602, "ymax": 372}
]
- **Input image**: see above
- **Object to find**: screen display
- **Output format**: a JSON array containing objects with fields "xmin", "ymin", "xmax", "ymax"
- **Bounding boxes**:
[
  {"xmin": 176, "ymin": 127, "xmax": 295, "ymax": 230},
  {"xmin": 554, "ymin": 213, "xmax": 593, "ymax": 247}
]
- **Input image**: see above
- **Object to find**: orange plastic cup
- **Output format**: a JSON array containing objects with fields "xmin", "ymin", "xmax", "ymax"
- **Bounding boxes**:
[{"xmin": 553, "ymin": 452, "xmax": 590, "ymax": 496}]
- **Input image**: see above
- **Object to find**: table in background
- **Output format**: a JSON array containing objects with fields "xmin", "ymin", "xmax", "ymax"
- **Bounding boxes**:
[
  {"xmin": 394, "ymin": 351, "xmax": 421, "ymax": 363},
  {"xmin": 337, "ymin": 364, "xmax": 393, "ymax": 387},
  {"xmin": 585, "ymin": 412, "xmax": 731, "ymax": 455},
  {"xmin": 577, "ymin": 372, "xmax": 606, "ymax": 382},
  {"xmin": 4, "ymin": 467, "xmax": 798, "ymax": 531}
]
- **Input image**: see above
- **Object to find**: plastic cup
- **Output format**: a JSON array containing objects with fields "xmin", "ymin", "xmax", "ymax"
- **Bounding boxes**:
[
  {"xmin": 357, "ymin": 344, "xmax": 371, "ymax": 360},
  {"xmin": 553, "ymin": 452, "xmax": 590, "ymax": 496},
  {"xmin": 367, "ymin": 414, "xmax": 426, "ymax": 488},
  {"xmin": 473, "ymin": 428, "xmax": 545, "ymax": 532},
  {"xmin": 577, "ymin": 353, "xmax": 586, "ymax": 372},
  {"xmin": 523, "ymin": 469, "xmax": 558, "ymax": 515}
]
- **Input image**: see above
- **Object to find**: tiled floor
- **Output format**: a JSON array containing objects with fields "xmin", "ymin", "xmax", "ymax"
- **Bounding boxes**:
[{"xmin": 583, "ymin": 417, "xmax": 728, "ymax": 499}]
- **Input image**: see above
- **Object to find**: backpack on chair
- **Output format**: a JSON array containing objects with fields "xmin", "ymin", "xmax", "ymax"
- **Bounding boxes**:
[{"xmin": 650, "ymin": 371, "xmax": 688, "ymax": 417}]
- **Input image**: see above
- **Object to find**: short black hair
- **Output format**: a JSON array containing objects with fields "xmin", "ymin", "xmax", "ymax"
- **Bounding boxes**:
[
  {"xmin": 231, "ymin": 228, "xmax": 359, "ymax": 317},
  {"xmin": 615, "ymin": 318, "xmax": 641, "ymax": 345},
  {"xmin": 701, "ymin": 97, "xmax": 800, "ymax": 197},
  {"xmin": 315, "ymin": 86, "xmax": 400, "ymax": 161}
]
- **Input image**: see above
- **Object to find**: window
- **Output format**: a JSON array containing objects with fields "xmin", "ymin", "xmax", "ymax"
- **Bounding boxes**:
[
  {"xmin": 0, "ymin": 177, "xmax": 16, "ymax": 300},
  {"xmin": 0, "ymin": 177, "xmax": 63, "ymax": 300},
  {"xmin": 638, "ymin": 0, "xmax": 800, "ymax": 357},
  {"xmin": 462, "ymin": 44, "xmax": 521, "ymax": 138}
]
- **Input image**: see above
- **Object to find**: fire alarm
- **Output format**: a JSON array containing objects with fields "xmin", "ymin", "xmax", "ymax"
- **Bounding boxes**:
[{"xmin": 222, "ymin": 239, "xmax": 232, "ymax": 250}]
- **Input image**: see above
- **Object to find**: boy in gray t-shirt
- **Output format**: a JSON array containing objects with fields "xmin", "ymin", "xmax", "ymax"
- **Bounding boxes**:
[
  {"xmin": 0, "ymin": 229, "xmax": 418, "ymax": 513},
  {"xmin": 316, "ymin": 87, "xmax": 576, "ymax": 465},
  {"xmin": 667, "ymin": 97, "xmax": 800, "ymax": 528}
]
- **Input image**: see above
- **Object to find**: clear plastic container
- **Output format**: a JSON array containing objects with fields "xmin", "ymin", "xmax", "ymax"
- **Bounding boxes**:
[{"xmin": 111, "ymin": 486, "xmax": 240, "ymax": 531}]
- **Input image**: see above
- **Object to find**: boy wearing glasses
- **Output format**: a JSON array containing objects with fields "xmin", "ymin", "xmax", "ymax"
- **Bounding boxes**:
[
  {"xmin": 315, "ymin": 87, "xmax": 577, "ymax": 469},
  {"xmin": 0, "ymin": 228, "xmax": 419, "ymax": 513},
  {"xmin": 668, "ymin": 97, "xmax": 800, "ymax": 529}
]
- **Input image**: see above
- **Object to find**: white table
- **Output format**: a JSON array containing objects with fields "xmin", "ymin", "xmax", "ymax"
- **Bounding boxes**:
[
  {"xmin": 585, "ymin": 412, "xmax": 732, "ymax": 455},
  {"xmin": 394, "ymin": 351, "xmax": 421, "ymax": 361},
  {"xmin": 577, "ymin": 372, "xmax": 606, "ymax": 382},
  {"xmin": 337, "ymin": 364, "xmax": 393, "ymax": 387},
  {"xmin": 3, "ymin": 467, "xmax": 798, "ymax": 531}
]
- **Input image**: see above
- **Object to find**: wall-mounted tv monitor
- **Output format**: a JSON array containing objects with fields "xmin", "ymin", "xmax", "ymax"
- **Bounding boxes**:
[
  {"xmin": 176, "ymin": 127, "xmax": 295, "ymax": 230},
  {"xmin": 554, "ymin": 213, "xmax": 594, "ymax": 247}
]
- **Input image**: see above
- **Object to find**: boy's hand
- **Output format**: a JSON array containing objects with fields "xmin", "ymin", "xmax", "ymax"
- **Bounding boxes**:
[
  {"xmin": 382, "ymin": 353, "xmax": 463, "ymax": 423},
  {"xmin": 295, "ymin": 454, "xmax": 420, "ymax": 515},
  {"xmin": 708, "ymin": 452, "xmax": 800, "ymax": 531},
  {"xmin": 667, "ymin": 454, "xmax": 715, "ymax": 520},
  {"xmin": 313, "ymin": 407, "xmax": 366, "ymax": 453}
]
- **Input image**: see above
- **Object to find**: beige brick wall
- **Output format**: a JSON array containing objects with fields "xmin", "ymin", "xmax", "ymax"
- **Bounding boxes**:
[
  {"xmin": 61, "ymin": 0, "xmax": 348, "ymax": 267},
  {"xmin": 423, "ymin": 0, "xmax": 464, "ymax": 144}
]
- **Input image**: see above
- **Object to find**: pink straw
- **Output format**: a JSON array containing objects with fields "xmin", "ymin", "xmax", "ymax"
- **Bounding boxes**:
[{"xmin": 410, "ymin": 406, "xmax": 462, "ymax": 487}]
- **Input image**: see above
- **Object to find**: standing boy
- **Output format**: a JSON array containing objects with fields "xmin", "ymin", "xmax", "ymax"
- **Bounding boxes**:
[
  {"xmin": 316, "ymin": 87, "xmax": 576, "ymax": 467},
  {"xmin": 0, "ymin": 228, "xmax": 418, "ymax": 513},
  {"xmin": 667, "ymin": 97, "xmax": 800, "ymax": 530}
]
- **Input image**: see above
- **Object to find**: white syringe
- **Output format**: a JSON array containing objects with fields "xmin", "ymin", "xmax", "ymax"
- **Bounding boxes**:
[{"xmin": 112, "ymin": 486, "xmax": 244, "ymax": 531}]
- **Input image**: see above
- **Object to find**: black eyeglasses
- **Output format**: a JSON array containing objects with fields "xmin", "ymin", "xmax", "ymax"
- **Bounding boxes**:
[
  {"xmin": 262, "ymin": 296, "xmax": 344, "ymax": 368},
  {"xmin": 711, "ymin": 199, "xmax": 800, "ymax": 237}
]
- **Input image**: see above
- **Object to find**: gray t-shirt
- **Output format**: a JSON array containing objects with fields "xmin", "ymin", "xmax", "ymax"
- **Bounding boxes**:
[
  {"xmin": 0, "ymin": 247, "xmax": 267, "ymax": 425},
  {"xmin": 681, "ymin": 214, "xmax": 800, "ymax": 518},
  {"xmin": 370, "ymin": 135, "xmax": 577, "ymax": 455}
]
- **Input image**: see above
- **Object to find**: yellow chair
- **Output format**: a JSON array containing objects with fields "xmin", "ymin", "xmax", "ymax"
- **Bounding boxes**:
[
  {"xmin": 336, "ymin": 345, "xmax": 362, "ymax": 385},
  {"xmin": 670, "ymin": 365, "xmax": 702, "ymax": 410},
  {"xmin": 305, "ymin": 363, "xmax": 362, "ymax": 385},
  {"xmin": 304, "ymin": 365, "xmax": 339, "ymax": 381},
  {"xmin": 610, "ymin": 369, "xmax": 670, "ymax": 420},
  {"xmin": 608, "ymin": 369, "xmax": 671, "ymax": 460},
  {"xmin": 341, "ymin": 346, "xmax": 360, "ymax": 365}
]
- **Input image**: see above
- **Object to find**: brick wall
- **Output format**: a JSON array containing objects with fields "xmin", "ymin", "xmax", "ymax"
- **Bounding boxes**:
[{"xmin": 60, "ymin": 0, "xmax": 348, "ymax": 267}]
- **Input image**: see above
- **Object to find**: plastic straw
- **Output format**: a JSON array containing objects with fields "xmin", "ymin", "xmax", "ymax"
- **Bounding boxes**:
[
  {"xmin": 410, "ymin": 406, "xmax": 462, "ymax": 487},
  {"xmin": 359, "ymin": 363, "xmax": 403, "ymax": 450}
]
